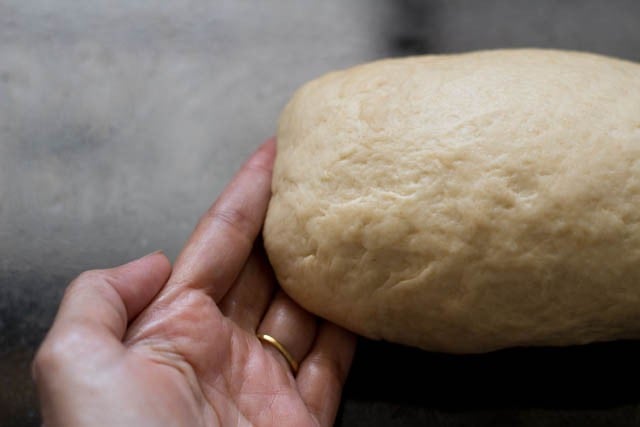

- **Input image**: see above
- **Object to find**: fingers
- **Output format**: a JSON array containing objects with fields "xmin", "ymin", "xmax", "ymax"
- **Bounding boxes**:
[
  {"xmin": 256, "ymin": 291, "xmax": 317, "ymax": 375},
  {"xmin": 168, "ymin": 138, "xmax": 276, "ymax": 302},
  {"xmin": 218, "ymin": 246, "xmax": 276, "ymax": 332},
  {"xmin": 297, "ymin": 322, "xmax": 356, "ymax": 427}
]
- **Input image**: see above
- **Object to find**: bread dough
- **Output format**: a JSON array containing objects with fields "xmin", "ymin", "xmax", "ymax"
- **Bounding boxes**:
[{"xmin": 263, "ymin": 49, "xmax": 640, "ymax": 353}]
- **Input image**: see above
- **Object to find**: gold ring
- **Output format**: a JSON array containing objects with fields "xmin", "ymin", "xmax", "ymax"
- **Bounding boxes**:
[{"xmin": 257, "ymin": 333, "xmax": 299, "ymax": 375}]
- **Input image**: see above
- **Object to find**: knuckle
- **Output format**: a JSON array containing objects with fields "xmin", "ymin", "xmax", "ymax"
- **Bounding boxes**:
[
  {"xmin": 66, "ymin": 269, "xmax": 114, "ymax": 297},
  {"xmin": 33, "ymin": 327, "xmax": 92, "ymax": 378},
  {"xmin": 311, "ymin": 353, "xmax": 348, "ymax": 386},
  {"xmin": 73, "ymin": 269, "xmax": 109, "ymax": 287},
  {"xmin": 206, "ymin": 206, "xmax": 256, "ymax": 241},
  {"xmin": 243, "ymin": 155, "xmax": 273, "ymax": 176},
  {"xmin": 32, "ymin": 338, "xmax": 66, "ymax": 381}
]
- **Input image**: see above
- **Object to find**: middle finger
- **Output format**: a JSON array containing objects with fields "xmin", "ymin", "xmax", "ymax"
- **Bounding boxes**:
[{"xmin": 219, "ymin": 247, "xmax": 276, "ymax": 332}]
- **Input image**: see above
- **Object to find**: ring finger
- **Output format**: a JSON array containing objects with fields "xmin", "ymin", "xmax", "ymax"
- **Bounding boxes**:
[
  {"xmin": 256, "ymin": 290, "xmax": 317, "ymax": 376},
  {"xmin": 219, "ymin": 246, "xmax": 276, "ymax": 332}
]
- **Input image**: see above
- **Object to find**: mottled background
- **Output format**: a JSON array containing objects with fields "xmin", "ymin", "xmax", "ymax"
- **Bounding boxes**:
[{"xmin": 2, "ymin": 1, "xmax": 640, "ymax": 426}]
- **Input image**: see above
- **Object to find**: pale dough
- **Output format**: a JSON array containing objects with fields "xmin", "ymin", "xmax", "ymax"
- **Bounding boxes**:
[{"xmin": 263, "ymin": 49, "xmax": 640, "ymax": 353}]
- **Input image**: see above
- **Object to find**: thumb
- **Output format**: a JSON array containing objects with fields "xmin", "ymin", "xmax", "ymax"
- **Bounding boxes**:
[
  {"xmin": 55, "ymin": 251, "xmax": 172, "ymax": 340},
  {"xmin": 34, "ymin": 251, "xmax": 172, "ymax": 375},
  {"xmin": 32, "ymin": 252, "xmax": 172, "ymax": 424}
]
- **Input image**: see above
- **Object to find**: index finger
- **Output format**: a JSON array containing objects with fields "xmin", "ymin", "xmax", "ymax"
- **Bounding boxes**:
[{"xmin": 167, "ymin": 138, "xmax": 276, "ymax": 302}]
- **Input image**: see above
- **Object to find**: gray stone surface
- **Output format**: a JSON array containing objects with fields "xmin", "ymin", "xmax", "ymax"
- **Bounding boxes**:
[{"xmin": 1, "ymin": 1, "xmax": 640, "ymax": 425}]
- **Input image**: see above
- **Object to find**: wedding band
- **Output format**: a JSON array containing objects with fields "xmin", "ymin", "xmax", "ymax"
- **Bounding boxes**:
[{"xmin": 257, "ymin": 333, "xmax": 299, "ymax": 374}]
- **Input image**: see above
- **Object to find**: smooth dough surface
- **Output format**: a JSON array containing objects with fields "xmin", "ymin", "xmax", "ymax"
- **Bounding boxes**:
[{"xmin": 263, "ymin": 49, "xmax": 640, "ymax": 353}]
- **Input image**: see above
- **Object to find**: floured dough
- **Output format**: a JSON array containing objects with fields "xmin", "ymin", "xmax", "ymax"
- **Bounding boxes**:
[{"xmin": 263, "ymin": 49, "xmax": 640, "ymax": 353}]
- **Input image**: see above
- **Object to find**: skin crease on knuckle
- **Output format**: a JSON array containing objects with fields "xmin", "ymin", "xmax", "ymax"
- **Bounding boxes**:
[{"xmin": 205, "ymin": 206, "xmax": 257, "ymax": 246}]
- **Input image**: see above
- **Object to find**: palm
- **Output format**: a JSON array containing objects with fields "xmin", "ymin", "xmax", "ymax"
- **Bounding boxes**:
[
  {"xmin": 108, "ymin": 139, "xmax": 355, "ymax": 427},
  {"xmin": 124, "ymin": 250, "xmax": 340, "ymax": 427}
]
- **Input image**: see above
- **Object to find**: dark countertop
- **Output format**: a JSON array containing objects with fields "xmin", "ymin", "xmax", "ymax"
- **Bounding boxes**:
[{"xmin": 2, "ymin": 1, "xmax": 640, "ymax": 426}]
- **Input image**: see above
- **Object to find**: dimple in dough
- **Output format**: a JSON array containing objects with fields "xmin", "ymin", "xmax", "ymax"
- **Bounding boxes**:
[{"xmin": 263, "ymin": 49, "xmax": 640, "ymax": 353}]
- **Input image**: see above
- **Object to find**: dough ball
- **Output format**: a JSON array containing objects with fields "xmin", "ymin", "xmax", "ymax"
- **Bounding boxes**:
[{"xmin": 263, "ymin": 49, "xmax": 640, "ymax": 353}]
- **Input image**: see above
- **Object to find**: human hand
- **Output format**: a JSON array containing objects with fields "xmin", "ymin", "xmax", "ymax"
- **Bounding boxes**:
[{"xmin": 33, "ymin": 138, "xmax": 356, "ymax": 427}]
